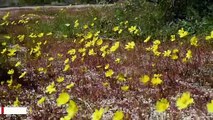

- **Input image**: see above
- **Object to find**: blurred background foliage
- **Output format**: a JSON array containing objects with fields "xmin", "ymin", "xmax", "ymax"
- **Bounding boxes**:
[
  {"xmin": 114, "ymin": 0, "xmax": 213, "ymax": 39},
  {"xmin": 0, "ymin": 0, "xmax": 119, "ymax": 6}
]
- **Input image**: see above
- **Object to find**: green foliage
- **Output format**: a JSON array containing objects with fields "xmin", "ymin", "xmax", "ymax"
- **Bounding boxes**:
[{"xmin": 112, "ymin": 0, "xmax": 213, "ymax": 39}]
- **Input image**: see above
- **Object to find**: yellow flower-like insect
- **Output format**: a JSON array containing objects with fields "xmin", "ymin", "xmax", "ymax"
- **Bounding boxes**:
[
  {"xmin": 48, "ymin": 57, "xmax": 54, "ymax": 61},
  {"xmin": 8, "ymin": 69, "xmax": 14, "ymax": 75},
  {"xmin": 144, "ymin": 35, "xmax": 151, "ymax": 43},
  {"xmin": 7, "ymin": 78, "xmax": 13, "ymax": 87},
  {"xmin": 207, "ymin": 100, "xmax": 213, "ymax": 113},
  {"xmin": 84, "ymin": 24, "xmax": 88, "ymax": 29},
  {"xmin": 151, "ymin": 74, "xmax": 163, "ymax": 85},
  {"xmin": 153, "ymin": 40, "xmax": 161, "ymax": 45},
  {"xmin": 74, "ymin": 20, "xmax": 79, "ymax": 28},
  {"xmin": 63, "ymin": 64, "xmax": 70, "ymax": 72},
  {"xmin": 163, "ymin": 50, "xmax": 171, "ymax": 57},
  {"xmin": 65, "ymin": 23, "xmax": 70, "ymax": 27},
  {"xmin": 113, "ymin": 26, "xmax": 119, "ymax": 32},
  {"xmin": 100, "ymin": 44, "xmax": 109, "ymax": 52},
  {"xmin": 186, "ymin": 50, "xmax": 192, "ymax": 59},
  {"xmin": 46, "ymin": 32, "xmax": 53, "ymax": 36},
  {"xmin": 96, "ymin": 38, "xmax": 103, "ymax": 46},
  {"xmin": 1, "ymin": 42, "xmax": 6, "ymax": 46},
  {"xmin": 115, "ymin": 58, "xmax": 121, "ymax": 64},
  {"xmin": 116, "ymin": 73, "xmax": 126, "ymax": 82},
  {"xmin": 71, "ymin": 55, "xmax": 77, "ymax": 62},
  {"xmin": 128, "ymin": 26, "xmax": 138, "ymax": 34},
  {"xmin": 113, "ymin": 110, "xmax": 124, "ymax": 120},
  {"xmin": 178, "ymin": 28, "xmax": 188, "ymax": 38},
  {"xmin": 121, "ymin": 85, "xmax": 129, "ymax": 91},
  {"xmin": 46, "ymin": 82, "xmax": 56, "ymax": 94},
  {"xmin": 57, "ymin": 92, "xmax": 70, "ymax": 106},
  {"xmin": 105, "ymin": 69, "xmax": 114, "ymax": 78},
  {"xmin": 57, "ymin": 53, "xmax": 63, "ymax": 58},
  {"xmin": 84, "ymin": 32, "xmax": 93, "ymax": 40},
  {"xmin": 183, "ymin": 49, "xmax": 193, "ymax": 63},
  {"xmin": 19, "ymin": 71, "xmax": 27, "ymax": 79},
  {"xmin": 92, "ymin": 108, "xmax": 105, "ymax": 120},
  {"xmin": 66, "ymin": 83, "xmax": 75, "ymax": 89},
  {"xmin": 2, "ymin": 12, "xmax": 10, "ymax": 21},
  {"xmin": 94, "ymin": 31, "xmax": 100, "ymax": 37},
  {"xmin": 57, "ymin": 76, "xmax": 65, "ymax": 83},
  {"xmin": 4, "ymin": 35, "xmax": 11, "ymax": 39},
  {"xmin": 89, "ymin": 49, "xmax": 96, "ymax": 56},
  {"xmin": 7, "ymin": 48, "xmax": 17, "ymax": 57},
  {"xmin": 15, "ymin": 61, "xmax": 21, "ymax": 67},
  {"xmin": 170, "ymin": 35, "xmax": 176, "ymax": 41},
  {"xmin": 13, "ymin": 97, "xmax": 20, "ymax": 107},
  {"xmin": 176, "ymin": 92, "xmax": 194, "ymax": 110},
  {"xmin": 190, "ymin": 36, "xmax": 198, "ymax": 47},
  {"xmin": 171, "ymin": 49, "xmax": 179, "ymax": 60},
  {"xmin": 139, "ymin": 75, "xmax": 150, "ymax": 84},
  {"xmin": 65, "ymin": 100, "xmax": 78, "ymax": 119},
  {"xmin": 125, "ymin": 41, "xmax": 135, "ymax": 51},
  {"xmin": 110, "ymin": 42, "xmax": 120, "ymax": 52},
  {"xmin": 37, "ymin": 33, "xmax": 44, "ymax": 38},
  {"xmin": 17, "ymin": 35, "xmax": 25, "ymax": 42},
  {"xmin": 64, "ymin": 58, "xmax": 70, "ymax": 64},
  {"xmin": 118, "ymin": 29, "xmax": 123, "ymax": 34},
  {"xmin": 85, "ymin": 41, "xmax": 93, "ymax": 48},
  {"xmin": 67, "ymin": 49, "xmax": 76, "ymax": 55},
  {"xmin": 155, "ymin": 98, "xmax": 170, "ymax": 112},
  {"xmin": 205, "ymin": 31, "xmax": 213, "ymax": 40},
  {"xmin": 37, "ymin": 97, "xmax": 46, "ymax": 105},
  {"xmin": 1, "ymin": 48, "xmax": 7, "ymax": 54},
  {"xmin": 104, "ymin": 64, "xmax": 110, "ymax": 70}
]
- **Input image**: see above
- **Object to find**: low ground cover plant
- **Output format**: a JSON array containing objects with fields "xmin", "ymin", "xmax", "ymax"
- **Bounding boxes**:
[{"xmin": 0, "ymin": 1, "xmax": 213, "ymax": 119}]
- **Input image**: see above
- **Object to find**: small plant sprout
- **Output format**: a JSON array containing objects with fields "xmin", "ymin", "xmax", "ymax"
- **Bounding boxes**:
[{"xmin": 176, "ymin": 92, "xmax": 194, "ymax": 110}]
